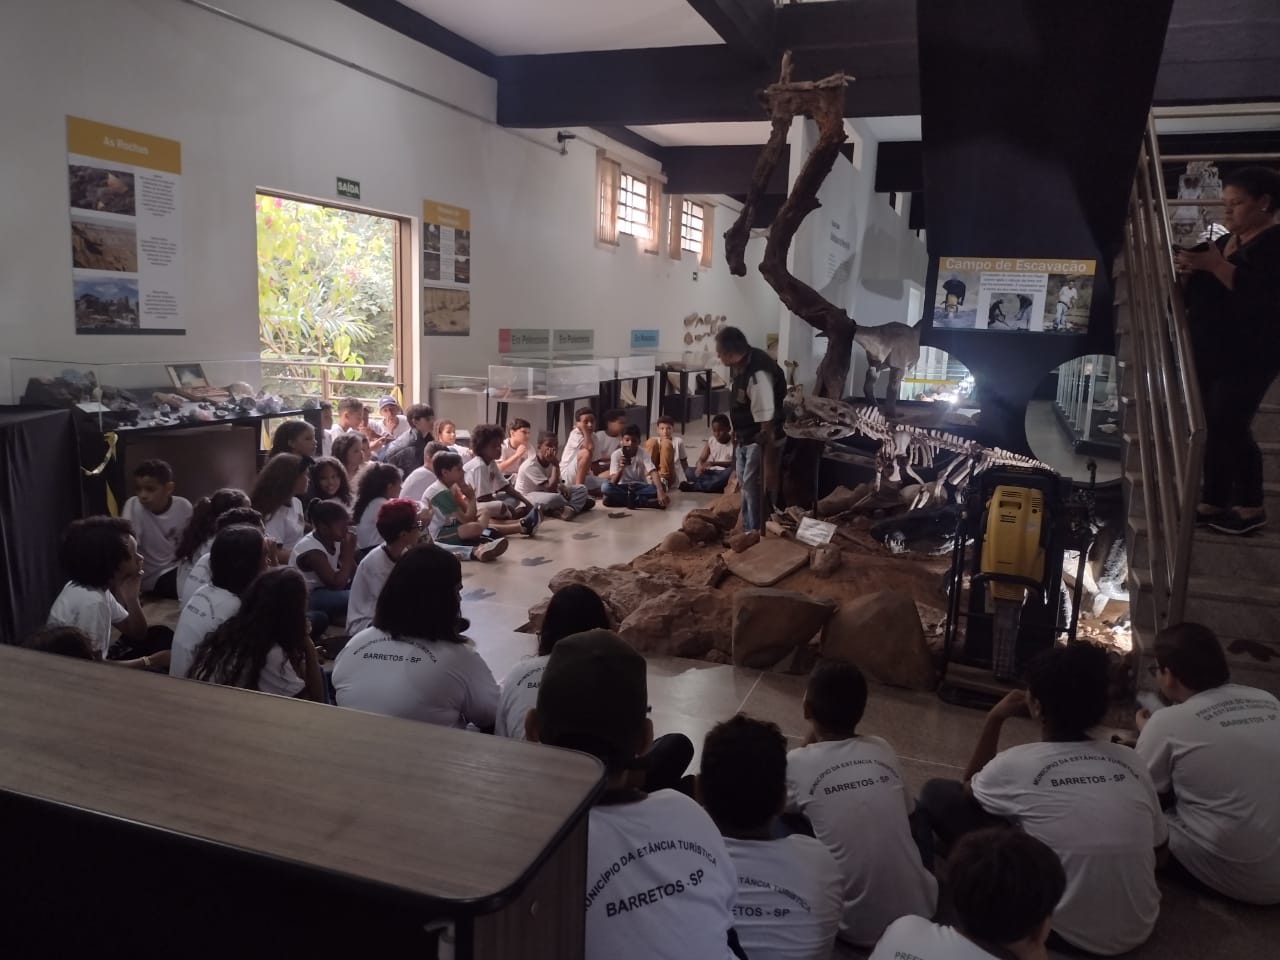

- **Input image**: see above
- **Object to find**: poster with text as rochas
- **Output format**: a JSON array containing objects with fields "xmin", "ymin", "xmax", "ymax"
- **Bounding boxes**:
[
  {"xmin": 422, "ymin": 198, "xmax": 471, "ymax": 287},
  {"xmin": 932, "ymin": 256, "xmax": 1095, "ymax": 334},
  {"xmin": 67, "ymin": 116, "xmax": 182, "ymax": 334}
]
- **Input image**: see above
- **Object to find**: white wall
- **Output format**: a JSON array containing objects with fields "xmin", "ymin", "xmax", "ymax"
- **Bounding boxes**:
[{"xmin": 0, "ymin": 0, "xmax": 778, "ymax": 402}]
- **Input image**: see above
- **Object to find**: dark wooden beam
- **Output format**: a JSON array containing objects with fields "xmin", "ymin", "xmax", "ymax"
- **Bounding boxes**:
[
  {"xmin": 874, "ymin": 140, "xmax": 923, "ymax": 193},
  {"xmin": 591, "ymin": 126, "xmax": 665, "ymax": 161},
  {"xmin": 335, "ymin": 0, "xmax": 496, "ymax": 77},
  {"xmin": 662, "ymin": 145, "xmax": 789, "ymax": 195},
  {"xmin": 1154, "ymin": 0, "xmax": 1280, "ymax": 104},
  {"xmin": 685, "ymin": 0, "xmax": 776, "ymax": 64}
]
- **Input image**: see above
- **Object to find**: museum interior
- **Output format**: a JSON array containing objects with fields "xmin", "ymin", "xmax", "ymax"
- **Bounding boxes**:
[{"xmin": 3, "ymin": 0, "xmax": 1280, "ymax": 957}]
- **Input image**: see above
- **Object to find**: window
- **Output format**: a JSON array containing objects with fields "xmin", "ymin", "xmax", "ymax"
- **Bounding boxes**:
[
  {"xmin": 680, "ymin": 199, "xmax": 704, "ymax": 257},
  {"xmin": 617, "ymin": 172, "xmax": 650, "ymax": 240}
]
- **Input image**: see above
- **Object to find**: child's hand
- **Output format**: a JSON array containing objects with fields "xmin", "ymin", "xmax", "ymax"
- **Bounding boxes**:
[
  {"xmin": 695, "ymin": 463, "xmax": 706, "ymax": 477},
  {"xmin": 115, "ymin": 570, "xmax": 142, "ymax": 604},
  {"xmin": 989, "ymin": 689, "xmax": 1030, "ymax": 721},
  {"xmin": 656, "ymin": 486, "xmax": 669, "ymax": 507}
]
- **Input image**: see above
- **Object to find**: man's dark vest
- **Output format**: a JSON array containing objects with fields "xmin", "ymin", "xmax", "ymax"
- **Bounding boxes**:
[{"xmin": 729, "ymin": 347, "xmax": 786, "ymax": 444}]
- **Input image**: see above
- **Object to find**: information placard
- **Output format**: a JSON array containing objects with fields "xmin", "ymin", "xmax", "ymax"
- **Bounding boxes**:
[
  {"xmin": 795, "ymin": 517, "xmax": 837, "ymax": 546},
  {"xmin": 932, "ymin": 256, "xmax": 1095, "ymax": 334}
]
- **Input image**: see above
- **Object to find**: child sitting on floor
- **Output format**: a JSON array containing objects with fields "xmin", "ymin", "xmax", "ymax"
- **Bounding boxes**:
[
  {"xmin": 499, "ymin": 418, "xmax": 533, "ymax": 475},
  {"xmin": 466, "ymin": 424, "xmax": 538, "ymax": 524},
  {"xmin": 681, "ymin": 414, "xmax": 736, "ymax": 494},
  {"xmin": 375, "ymin": 396, "xmax": 409, "ymax": 440},
  {"xmin": 250, "ymin": 453, "xmax": 310, "ymax": 562},
  {"xmin": 121, "ymin": 459, "xmax": 193, "ymax": 599},
  {"xmin": 786, "ymin": 661, "xmax": 937, "ymax": 949},
  {"xmin": 291, "ymin": 499, "xmax": 357, "ymax": 625},
  {"xmin": 24, "ymin": 624, "xmax": 167, "ymax": 671},
  {"xmin": 603, "ymin": 424, "xmax": 669, "ymax": 509},
  {"xmin": 169, "ymin": 522, "xmax": 268, "ymax": 679},
  {"xmin": 269, "ymin": 420, "xmax": 319, "ymax": 459},
  {"xmin": 181, "ymin": 507, "xmax": 264, "ymax": 604},
  {"xmin": 594, "ymin": 408, "xmax": 627, "ymax": 475},
  {"xmin": 644, "ymin": 415, "xmax": 688, "ymax": 489},
  {"xmin": 435, "ymin": 419, "xmax": 471, "ymax": 460},
  {"xmin": 175, "ymin": 488, "xmax": 250, "ymax": 602},
  {"xmin": 526, "ymin": 629, "xmax": 740, "ymax": 960},
  {"xmin": 424, "ymin": 451, "xmax": 532, "ymax": 553},
  {"xmin": 48, "ymin": 516, "xmax": 169, "ymax": 662},
  {"xmin": 869, "ymin": 829, "xmax": 1066, "ymax": 960},
  {"xmin": 346, "ymin": 498, "xmax": 423, "ymax": 636},
  {"xmin": 383, "ymin": 402, "xmax": 436, "ymax": 473},
  {"xmin": 560, "ymin": 407, "xmax": 603, "ymax": 492},
  {"xmin": 515, "ymin": 431, "xmax": 593, "ymax": 519},
  {"xmin": 701, "ymin": 714, "xmax": 843, "ymax": 960},
  {"xmin": 351, "ymin": 462, "xmax": 403, "ymax": 558},
  {"xmin": 306, "ymin": 455, "xmax": 352, "ymax": 507},
  {"xmin": 189, "ymin": 566, "xmax": 324, "ymax": 700},
  {"xmin": 332, "ymin": 432, "xmax": 368, "ymax": 481},
  {"xmin": 400, "ymin": 441, "xmax": 449, "ymax": 503}
]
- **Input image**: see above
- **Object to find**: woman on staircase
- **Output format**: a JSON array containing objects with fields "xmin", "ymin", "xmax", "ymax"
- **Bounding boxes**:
[{"xmin": 1177, "ymin": 165, "xmax": 1280, "ymax": 535}]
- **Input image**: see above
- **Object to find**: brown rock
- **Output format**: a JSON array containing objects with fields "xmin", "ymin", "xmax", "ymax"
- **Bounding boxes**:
[
  {"xmin": 731, "ymin": 588, "xmax": 838, "ymax": 668},
  {"xmin": 660, "ymin": 530, "xmax": 694, "ymax": 553},
  {"xmin": 703, "ymin": 554, "xmax": 729, "ymax": 588},
  {"xmin": 704, "ymin": 649, "xmax": 731, "ymax": 665},
  {"xmin": 728, "ymin": 530, "xmax": 761, "ymax": 553},
  {"xmin": 764, "ymin": 520, "xmax": 788, "ymax": 538},
  {"xmin": 810, "ymin": 543, "xmax": 842, "ymax": 577},
  {"xmin": 822, "ymin": 591, "xmax": 937, "ymax": 690},
  {"xmin": 524, "ymin": 596, "xmax": 551, "ymax": 635},
  {"xmin": 817, "ymin": 483, "xmax": 872, "ymax": 517},
  {"xmin": 619, "ymin": 588, "xmax": 731, "ymax": 659},
  {"xmin": 708, "ymin": 491, "xmax": 742, "ymax": 529},
  {"xmin": 546, "ymin": 565, "xmax": 683, "ymax": 623},
  {"xmin": 682, "ymin": 511, "xmax": 721, "ymax": 544}
]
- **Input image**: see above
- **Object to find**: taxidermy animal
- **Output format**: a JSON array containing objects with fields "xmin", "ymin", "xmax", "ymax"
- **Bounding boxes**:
[{"xmin": 853, "ymin": 322, "xmax": 920, "ymax": 416}]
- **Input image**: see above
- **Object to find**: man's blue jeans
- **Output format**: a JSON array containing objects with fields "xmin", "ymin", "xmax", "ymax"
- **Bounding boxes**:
[
  {"xmin": 687, "ymin": 467, "xmax": 732, "ymax": 493},
  {"xmin": 602, "ymin": 482, "xmax": 661, "ymax": 508},
  {"xmin": 736, "ymin": 442, "xmax": 764, "ymax": 532}
]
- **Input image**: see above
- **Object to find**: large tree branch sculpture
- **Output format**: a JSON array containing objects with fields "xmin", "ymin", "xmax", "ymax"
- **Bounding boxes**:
[{"xmin": 724, "ymin": 53, "xmax": 857, "ymax": 400}]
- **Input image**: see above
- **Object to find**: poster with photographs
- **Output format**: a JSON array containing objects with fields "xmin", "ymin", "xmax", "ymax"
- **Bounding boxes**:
[
  {"xmin": 932, "ymin": 256, "xmax": 1095, "ymax": 334},
  {"xmin": 422, "ymin": 198, "xmax": 471, "ymax": 286},
  {"xmin": 67, "ymin": 116, "xmax": 182, "ymax": 334},
  {"xmin": 422, "ymin": 286, "xmax": 470, "ymax": 337}
]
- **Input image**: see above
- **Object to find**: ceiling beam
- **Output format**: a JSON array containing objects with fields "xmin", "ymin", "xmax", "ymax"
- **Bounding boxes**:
[
  {"xmin": 685, "ymin": 0, "xmax": 777, "ymax": 65},
  {"xmin": 662, "ymin": 145, "xmax": 789, "ymax": 195},
  {"xmin": 335, "ymin": 0, "xmax": 496, "ymax": 77}
]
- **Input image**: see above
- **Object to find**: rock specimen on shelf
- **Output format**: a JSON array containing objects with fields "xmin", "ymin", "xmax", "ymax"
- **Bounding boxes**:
[
  {"xmin": 731, "ymin": 588, "xmax": 837, "ymax": 668},
  {"xmin": 822, "ymin": 590, "xmax": 937, "ymax": 690}
]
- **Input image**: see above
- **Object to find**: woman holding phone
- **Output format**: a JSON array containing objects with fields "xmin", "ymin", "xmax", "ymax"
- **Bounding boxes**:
[{"xmin": 1176, "ymin": 166, "xmax": 1280, "ymax": 535}]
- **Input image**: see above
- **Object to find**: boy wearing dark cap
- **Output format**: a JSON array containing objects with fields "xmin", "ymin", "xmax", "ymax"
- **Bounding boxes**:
[{"xmin": 526, "ymin": 629, "xmax": 740, "ymax": 960}]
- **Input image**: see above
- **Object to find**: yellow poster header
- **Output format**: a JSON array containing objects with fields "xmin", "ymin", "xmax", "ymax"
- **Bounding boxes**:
[
  {"xmin": 66, "ymin": 116, "xmax": 181, "ymax": 175},
  {"xmin": 940, "ymin": 256, "xmax": 1096, "ymax": 276},
  {"xmin": 423, "ymin": 198, "xmax": 470, "ymax": 230}
]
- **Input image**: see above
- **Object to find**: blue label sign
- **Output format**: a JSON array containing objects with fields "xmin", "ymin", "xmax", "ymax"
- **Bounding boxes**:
[{"xmin": 630, "ymin": 328, "xmax": 660, "ymax": 350}]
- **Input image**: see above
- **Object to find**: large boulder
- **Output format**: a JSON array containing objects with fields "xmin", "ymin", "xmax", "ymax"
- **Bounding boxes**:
[
  {"xmin": 708, "ymin": 491, "xmax": 742, "ymax": 530},
  {"xmin": 731, "ymin": 589, "xmax": 838, "ymax": 669},
  {"xmin": 620, "ymin": 588, "xmax": 731, "ymax": 659},
  {"xmin": 822, "ymin": 590, "xmax": 937, "ymax": 690},
  {"xmin": 682, "ymin": 511, "xmax": 722, "ymax": 544},
  {"xmin": 817, "ymin": 483, "xmax": 872, "ymax": 517},
  {"xmin": 660, "ymin": 530, "xmax": 695, "ymax": 553},
  {"xmin": 547, "ymin": 565, "xmax": 684, "ymax": 623}
]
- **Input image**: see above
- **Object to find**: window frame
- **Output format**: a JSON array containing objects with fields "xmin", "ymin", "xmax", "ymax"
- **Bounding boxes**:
[
  {"xmin": 616, "ymin": 171, "xmax": 651, "ymax": 241},
  {"xmin": 679, "ymin": 198, "xmax": 705, "ymax": 258}
]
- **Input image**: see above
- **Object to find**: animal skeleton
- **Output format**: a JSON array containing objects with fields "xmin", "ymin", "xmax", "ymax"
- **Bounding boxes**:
[{"xmin": 785, "ymin": 392, "xmax": 1053, "ymax": 509}]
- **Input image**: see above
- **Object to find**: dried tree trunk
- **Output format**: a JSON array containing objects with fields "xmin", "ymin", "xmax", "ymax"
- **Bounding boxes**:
[{"xmin": 724, "ymin": 53, "xmax": 857, "ymax": 401}]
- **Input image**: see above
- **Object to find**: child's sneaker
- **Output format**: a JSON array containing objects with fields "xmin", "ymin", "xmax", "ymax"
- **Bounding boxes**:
[
  {"xmin": 520, "ymin": 506, "xmax": 541, "ymax": 536},
  {"xmin": 472, "ymin": 538, "xmax": 508, "ymax": 562}
]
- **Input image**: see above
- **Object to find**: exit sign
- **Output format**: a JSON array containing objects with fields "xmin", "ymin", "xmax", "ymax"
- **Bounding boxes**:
[{"xmin": 337, "ymin": 177, "xmax": 361, "ymax": 200}]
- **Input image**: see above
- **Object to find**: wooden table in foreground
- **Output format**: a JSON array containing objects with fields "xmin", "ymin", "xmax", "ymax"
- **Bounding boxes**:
[{"xmin": 0, "ymin": 646, "xmax": 604, "ymax": 957}]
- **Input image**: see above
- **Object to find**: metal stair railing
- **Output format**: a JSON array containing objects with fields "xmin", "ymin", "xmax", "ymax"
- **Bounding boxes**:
[{"xmin": 1121, "ymin": 113, "xmax": 1206, "ymax": 628}]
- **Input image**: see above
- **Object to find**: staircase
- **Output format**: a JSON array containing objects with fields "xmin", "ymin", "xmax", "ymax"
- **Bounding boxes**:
[{"xmin": 1119, "ymin": 113, "xmax": 1280, "ymax": 695}]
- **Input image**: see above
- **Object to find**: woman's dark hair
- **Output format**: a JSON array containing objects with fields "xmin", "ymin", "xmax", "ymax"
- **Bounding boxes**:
[
  {"xmin": 23, "ymin": 625, "xmax": 95, "ymax": 661},
  {"xmin": 216, "ymin": 507, "xmax": 264, "ymax": 531},
  {"xmin": 373, "ymin": 545, "xmax": 462, "ymax": 642},
  {"xmin": 950, "ymin": 828, "xmax": 1066, "ymax": 946},
  {"xmin": 700, "ymin": 715, "xmax": 787, "ymax": 834},
  {"xmin": 539, "ymin": 584, "xmax": 611, "ymax": 656},
  {"xmin": 269, "ymin": 420, "xmax": 315, "ymax": 456},
  {"xmin": 351, "ymin": 462, "xmax": 403, "ymax": 524},
  {"xmin": 1154, "ymin": 622, "xmax": 1230, "ymax": 692},
  {"xmin": 1223, "ymin": 165, "xmax": 1280, "ymax": 210},
  {"xmin": 1025, "ymin": 642, "xmax": 1110, "ymax": 739},
  {"xmin": 250, "ymin": 453, "xmax": 308, "ymax": 520},
  {"xmin": 331, "ymin": 433, "xmax": 365, "ymax": 474},
  {"xmin": 306, "ymin": 498, "xmax": 351, "ymax": 529},
  {"xmin": 306, "ymin": 456, "xmax": 352, "ymax": 506},
  {"xmin": 177, "ymin": 488, "xmax": 251, "ymax": 562},
  {"xmin": 806, "ymin": 661, "xmax": 868, "ymax": 735},
  {"xmin": 432, "ymin": 451, "xmax": 463, "ymax": 476},
  {"xmin": 406, "ymin": 403, "xmax": 434, "ymax": 423},
  {"xmin": 209, "ymin": 525, "xmax": 266, "ymax": 596},
  {"xmin": 189, "ymin": 567, "xmax": 309, "ymax": 690},
  {"xmin": 60, "ymin": 516, "xmax": 135, "ymax": 588},
  {"xmin": 622, "ymin": 423, "xmax": 642, "ymax": 440},
  {"xmin": 471, "ymin": 423, "xmax": 504, "ymax": 456}
]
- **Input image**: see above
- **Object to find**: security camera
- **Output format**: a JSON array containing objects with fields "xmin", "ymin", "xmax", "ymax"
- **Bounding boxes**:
[{"xmin": 556, "ymin": 130, "xmax": 577, "ymax": 155}]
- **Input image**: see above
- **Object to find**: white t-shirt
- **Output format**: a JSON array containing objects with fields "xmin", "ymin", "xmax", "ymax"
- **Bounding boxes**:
[
  {"xmin": 401, "ymin": 466, "xmax": 437, "ymax": 503},
  {"xmin": 464, "ymin": 457, "xmax": 507, "ymax": 499},
  {"xmin": 747, "ymin": 369, "xmax": 778, "ymax": 423},
  {"xmin": 724, "ymin": 835, "xmax": 844, "ymax": 960},
  {"xmin": 560, "ymin": 427, "xmax": 594, "ymax": 480},
  {"xmin": 122, "ymin": 495, "xmax": 194, "ymax": 591},
  {"xmin": 1135, "ymin": 684, "xmax": 1280, "ymax": 904},
  {"xmin": 355, "ymin": 496, "xmax": 387, "ymax": 550},
  {"xmin": 971, "ymin": 740, "xmax": 1167, "ymax": 955},
  {"xmin": 869, "ymin": 915, "xmax": 1003, "ymax": 960},
  {"xmin": 495, "ymin": 654, "xmax": 548, "ymax": 739},
  {"xmin": 609, "ymin": 447, "xmax": 657, "ymax": 485},
  {"xmin": 332, "ymin": 627, "xmax": 499, "ymax": 729},
  {"xmin": 170, "ymin": 584, "xmax": 241, "ymax": 680},
  {"xmin": 180, "ymin": 552, "xmax": 213, "ymax": 606},
  {"xmin": 263, "ymin": 498, "xmax": 305, "ymax": 552},
  {"xmin": 48, "ymin": 582, "xmax": 128, "ymax": 658},
  {"xmin": 514, "ymin": 458, "xmax": 558, "ymax": 496},
  {"xmin": 375, "ymin": 414, "xmax": 409, "ymax": 438},
  {"xmin": 289, "ymin": 532, "xmax": 340, "ymax": 589},
  {"xmin": 704, "ymin": 437, "xmax": 735, "ymax": 466},
  {"xmin": 500, "ymin": 439, "xmax": 533, "ymax": 470},
  {"xmin": 585, "ymin": 790, "xmax": 738, "ymax": 960},
  {"xmin": 175, "ymin": 536, "xmax": 212, "ymax": 604},
  {"xmin": 1058, "ymin": 285, "xmax": 1078, "ymax": 307},
  {"xmin": 786, "ymin": 737, "xmax": 937, "ymax": 947},
  {"xmin": 346, "ymin": 546, "xmax": 397, "ymax": 637},
  {"xmin": 253, "ymin": 645, "xmax": 307, "ymax": 697},
  {"xmin": 594, "ymin": 430, "xmax": 622, "ymax": 464}
]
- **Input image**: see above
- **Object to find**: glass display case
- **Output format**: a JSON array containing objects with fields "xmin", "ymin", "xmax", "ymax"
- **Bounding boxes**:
[
  {"xmin": 486, "ymin": 360, "xmax": 600, "ymax": 401},
  {"xmin": 1052, "ymin": 353, "xmax": 1120, "ymax": 457},
  {"xmin": 429, "ymin": 374, "xmax": 488, "ymax": 434}
]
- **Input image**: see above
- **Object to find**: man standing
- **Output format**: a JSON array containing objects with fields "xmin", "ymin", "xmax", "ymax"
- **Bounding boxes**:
[
  {"xmin": 1055, "ymin": 279, "xmax": 1078, "ymax": 331},
  {"xmin": 715, "ymin": 326, "xmax": 786, "ymax": 534}
]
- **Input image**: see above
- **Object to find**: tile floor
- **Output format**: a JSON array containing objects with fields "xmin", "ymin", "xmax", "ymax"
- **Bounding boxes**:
[{"xmin": 459, "ymin": 488, "xmax": 1279, "ymax": 960}]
